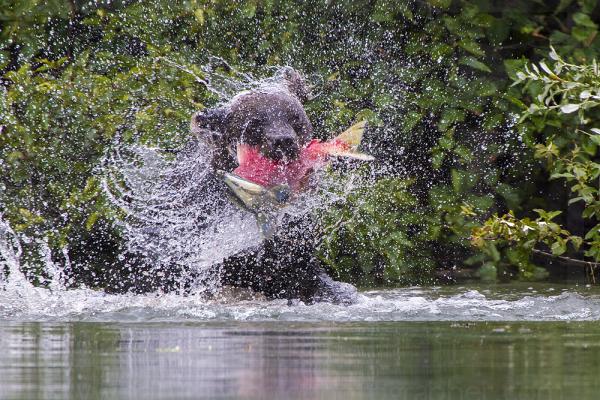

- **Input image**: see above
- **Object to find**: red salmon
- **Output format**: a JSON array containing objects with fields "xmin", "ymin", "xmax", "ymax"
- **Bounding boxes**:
[{"xmin": 233, "ymin": 121, "xmax": 373, "ymax": 191}]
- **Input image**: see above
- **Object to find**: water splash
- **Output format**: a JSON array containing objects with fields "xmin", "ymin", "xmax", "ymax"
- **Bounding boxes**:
[
  {"xmin": 97, "ymin": 64, "xmax": 360, "ymax": 294},
  {"xmin": 0, "ymin": 213, "xmax": 25, "ymax": 287},
  {"xmin": 102, "ymin": 140, "xmax": 263, "ymax": 293},
  {"xmin": 2, "ymin": 284, "xmax": 600, "ymax": 322}
]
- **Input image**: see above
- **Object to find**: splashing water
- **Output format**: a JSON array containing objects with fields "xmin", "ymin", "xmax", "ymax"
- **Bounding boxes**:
[
  {"xmin": 4, "ymin": 202, "xmax": 600, "ymax": 322},
  {"xmin": 2, "ymin": 279, "xmax": 600, "ymax": 322},
  {"xmin": 102, "ymin": 140, "xmax": 261, "ymax": 293},
  {"xmin": 0, "ymin": 63, "xmax": 359, "ymax": 297}
]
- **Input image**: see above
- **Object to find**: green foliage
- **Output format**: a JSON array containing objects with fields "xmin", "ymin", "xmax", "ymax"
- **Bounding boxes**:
[
  {"xmin": 319, "ymin": 176, "xmax": 437, "ymax": 286},
  {"xmin": 2, "ymin": 0, "xmax": 600, "ymax": 286},
  {"xmin": 472, "ymin": 210, "xmax": 582, "ymax": 278},
  {"xmin": 477, "ymin": 48, "xmax": 600, "ymax": 264}
]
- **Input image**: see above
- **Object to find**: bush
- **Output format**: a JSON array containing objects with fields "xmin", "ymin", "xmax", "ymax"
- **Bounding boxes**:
[{"xmin": 1, "ymin": 0, "xmax": 599, "ymax": 286}]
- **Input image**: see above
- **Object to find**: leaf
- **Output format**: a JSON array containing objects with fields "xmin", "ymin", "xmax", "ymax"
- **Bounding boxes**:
[
  {"xmin": 551, "ymin": 240, "xmax": 567, "ymax": 256},
  {"xmin": 458, "ymin": 40, "xmax": 485, "ymax": 57},
  {"xmin": 550, "ymin": 172, "xmax": 575, "ymax": 180},
  {"xmin": 534, "ymin": 209, "xmax": 562, "ymax": 220},
  {"xmin": 570, "ymin": 236, "xmax": 583, "ymax": 250},
  {"xmin": 573, "ymin": 12, "xmax": 598, "ymax": 28},
  {"xmin": 451, "ymin": 169, "xmax": 477, "ymax": 194},
  {"xmin": 567, "ymin": 196, "xmax": 584, "ymax": 205},
  {"xmin": 402, "ymin": 111, "xmax": 423, "ymax": 133},
  {"xmin": 585, "ymin": 225, "xmax": 600, "ymax": 240},
  {"xmin": 459, "ymin": 56, "xmax": 491, "ymax": 73},
  {"xmin": 427, "ymin": 0, "xmax": 452, "ymax": 9},
  {"xmin": 504, "ymin": 59, "xmax": 527, "ymax": 80},
  {"xmin": 560, "ymin": 103, "xmax": 580, "ymax": 113},
  {"xmin": 539, "ymin": 61, "xmax": 553, "ymax": 75},
  {"xmin": 590, "ymin": 135, "xmax": 600, "ymax": 146},
  {"xmin": 85, "ymin": 212, "xmax": 100, "ymax": 231},
  {"xmin": 554, "ymin": 0, "xmax": 574, "ymax": 15}
]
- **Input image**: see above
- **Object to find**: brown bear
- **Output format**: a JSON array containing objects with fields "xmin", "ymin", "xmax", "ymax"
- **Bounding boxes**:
[
  {"xmin": 95, "ymin": 68, "xmax": 357, "ymax": 304},
  {"xmin": 190, "ymin": 67, "xmax": 313, "ymax": 170},
  {"xmin": 186, "ymin": 67, "xmax": 358, "ymax": 304}
]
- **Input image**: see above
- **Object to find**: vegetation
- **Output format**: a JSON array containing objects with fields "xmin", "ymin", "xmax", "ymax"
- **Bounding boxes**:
[
  {"xmin": 472, "ymin": 46, "xmax": 600, "ymax": 277},
  {"xmin": 1, "ymin": 0, "xmax": 599, "ymax": 287}
]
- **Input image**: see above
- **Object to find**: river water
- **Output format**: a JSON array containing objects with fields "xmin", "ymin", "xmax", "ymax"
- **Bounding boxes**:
[{"xmin": 1, "ymin": 283, "xmax": 600, "ymax": 399}]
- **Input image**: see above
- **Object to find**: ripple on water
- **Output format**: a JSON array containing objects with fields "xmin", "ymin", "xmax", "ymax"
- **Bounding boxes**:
[{"xmin": 1, "ymin": 283, "xmax": 600, "ymax": 322}]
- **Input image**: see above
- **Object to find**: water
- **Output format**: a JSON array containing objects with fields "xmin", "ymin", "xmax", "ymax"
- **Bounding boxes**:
[
  {"xmin": 0, "ymin": 283, "xmax": 599, "ymax": 399},
  {"xmin": 1, "ymin": 320, "xmax": 599, "ymax": 400},
  {"xmin": 2, "ymin": 283, "xmax": 600, "ymax": 322}
]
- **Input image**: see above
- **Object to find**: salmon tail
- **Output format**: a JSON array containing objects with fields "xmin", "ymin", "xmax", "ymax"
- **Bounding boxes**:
[
  {"xmin": 333, "ymin": 120, "xmax": 367, "ymax": 148},
  {"xmin": 325, "ymin": 120, "xmax": 375, "ymax": 161}
]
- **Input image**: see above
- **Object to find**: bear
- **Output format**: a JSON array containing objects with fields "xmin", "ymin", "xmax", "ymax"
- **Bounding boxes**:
[
  {"xmin": 190, "ymin": 67, "xmax": 313, "ymax": 170},
  {"xmin": 93, "ymin": 67, "xmax": 358, "ymax": 305},
  {"xmin": 187, "ymin": 67, "xmax": 358, "ymax": 303}
]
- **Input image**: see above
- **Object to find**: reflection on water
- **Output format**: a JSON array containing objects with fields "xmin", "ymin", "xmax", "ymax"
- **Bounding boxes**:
[{"xmin": 1, "ymin": 321, "xmax": 599, "ymax": 400}]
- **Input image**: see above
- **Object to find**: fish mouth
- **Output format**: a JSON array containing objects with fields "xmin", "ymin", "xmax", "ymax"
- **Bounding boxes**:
[
  {"xmin": 218, "ymin": 170, "xmax": 290, "ymax": 209},
  {"xmin": 218, "ymin": 170, "xmax": 291, "ymax": 239}
]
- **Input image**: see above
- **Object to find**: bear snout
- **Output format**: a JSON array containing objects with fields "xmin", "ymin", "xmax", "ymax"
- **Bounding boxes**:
[
  {"xmin": 258, "ymin": 120, "xmax": 301, "ymax": 161},
  {"xmin": 268, "ymin": 136, "xmax": 300, "ymax": 161}
]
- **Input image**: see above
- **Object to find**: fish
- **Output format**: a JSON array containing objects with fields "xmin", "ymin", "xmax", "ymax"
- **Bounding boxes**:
[
  {"xmin": 217, "ymin": 170, "xmax": 291, "ymax": 238},
  {"xmin": 218, "ymin": 120, "xmax": 373, "ymax": 238},
  {"xmin": 233, "ymin": 120, "xmax": 373, "ymax": 190}
]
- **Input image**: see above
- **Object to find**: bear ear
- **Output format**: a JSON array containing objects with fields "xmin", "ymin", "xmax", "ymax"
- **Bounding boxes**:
[
  {"xmin": 278, "ymin": 67, "xmax": 310, "ymax": 103},
  {"xmin": 280, "ymin": 66, "xmax": 297, "ymax": 80},
  {"xmin": 190, "ymin": 107, "xmax": 227, "ymax": 134}
]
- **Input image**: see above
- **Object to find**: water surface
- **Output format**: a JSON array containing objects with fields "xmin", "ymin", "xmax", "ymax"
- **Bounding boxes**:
[
  {"xmin": 1, "ymin": 320, "xmax": 599, "ymax": 400},
  {"xmin": 1, "ymin": 284, "xmax": 600, "ymax": 399}
]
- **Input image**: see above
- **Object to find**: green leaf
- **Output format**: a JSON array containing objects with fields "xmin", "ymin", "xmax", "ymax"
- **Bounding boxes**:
[
  {"xmin": 554, "ymin": 0, "xmax": 575, "ymax": 14},
  {"xmin": 458, "ymin": 40, "xmax": 485, "ymax": 57},
  {"xmin": 572, "ymin": 12, "xmax": 598, "ymax": 28},
  {"xmin": 451, "ymin": 169, "xmax": 477, "ymax": 194},
  {"xmin": 550, "ymin": 240, "xmax": 567, "ymax": 256},
  {"xmin": 427, "ymin": 0, "xmax": 452, "ymax": 9},
  {"xmin": 550, "ymin": 172, "xmax": 575, "ymax": 180},
  {"xmin": 459, "ymin": 56, "xmax": 492, "ymax": 73}
]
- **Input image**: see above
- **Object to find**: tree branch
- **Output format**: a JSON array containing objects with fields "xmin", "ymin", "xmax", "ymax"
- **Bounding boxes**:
[{"xmin": 532, "ymin": 249, "xmax": 599, "ymax": 268}]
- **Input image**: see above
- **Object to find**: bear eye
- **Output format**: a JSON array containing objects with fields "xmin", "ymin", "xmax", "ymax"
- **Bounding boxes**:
[
  {"xmin": 290, "ymin": 114, "xmax": 303, "ymax": 131},
  {"xmin": 241, "ymin": 118, "xmax": 264, "ymax": 144}
]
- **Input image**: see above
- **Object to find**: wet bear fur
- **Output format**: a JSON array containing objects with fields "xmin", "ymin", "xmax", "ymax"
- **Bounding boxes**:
[
  {"xmin": 98, "ymin": 68, "xmax": 357, "ymax": 304},
  {"xmin": 103, "ymin": 168, "xmax": 357, "ymax": 304},
  {"xmin": 190, "ymin": 67, "xmax": 313, "ymax": 170}
]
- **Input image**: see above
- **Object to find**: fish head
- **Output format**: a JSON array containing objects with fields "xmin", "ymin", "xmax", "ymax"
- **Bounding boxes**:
[
  {"xmin": 218, "ymin": 170, "xmax": 292, "ymax": 239},
  {"xmin": 218, "ymin": 170, "xmax": 291, "ymax": 211}
]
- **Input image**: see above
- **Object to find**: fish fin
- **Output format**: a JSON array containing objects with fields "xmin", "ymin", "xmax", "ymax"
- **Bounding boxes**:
[
  {"xmin": 256, "ymin": 212, "xmax": 277, "ymax": 239},
  {"xmin": 328, "ymin": 150, "xmax": 375, "ymax": 161},
  {"xmin": 333, "ymin": 120, "xmax": 367, "ymax": 149}
]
